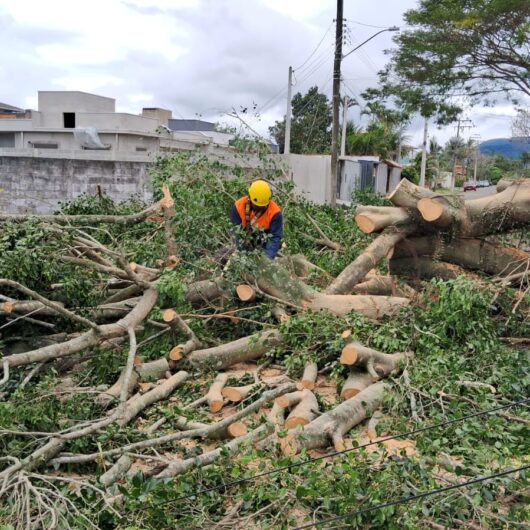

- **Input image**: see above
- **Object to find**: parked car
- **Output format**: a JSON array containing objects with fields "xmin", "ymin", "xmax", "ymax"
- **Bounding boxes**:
[{"xmin": 463, "ymin": 182, "xmax": 477, "ymax": 191}]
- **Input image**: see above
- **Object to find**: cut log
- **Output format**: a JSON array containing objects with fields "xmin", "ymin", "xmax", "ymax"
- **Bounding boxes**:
[
  {"xmin": 274, "ymin": 390, "xmax": 306, "ymax": 409},
  {"xmin": 163, "ymin": 311, "xmax": 203, "ymax": 359},
  {"xmin": 284, "ymin": 390, "xmax": 319, "ymax": 429},
  {"xmin": 281, "ymin": 382, "xmax": 385, "ymax": 455},
  {"xmin": 389, "ymin": 256, "xmax": 482, "ymax": 281},
  {"xmin": 99, "ymin": 455, "xmax": 132, "ymax": 488},
  {"xmin": 309, "ymin": 293, "xmax": 409, "ymax": 319},
  {"xmin": 387, "ymin": 178, "xmax": 437, "ymax": 208},
  {"xmin": 418, "ymin": 180, "xmax": 530, "ymax": 235},
  {"xmin": 417, "ymin": 195, "xmax": 465, "ymax": 229},
  {"xmin": 355, "ymin": 205, "xmax": 412, "ymax": 234},
  {"xmin": 496, "ymin": 178, "xmax": 529, "ymax": 193},
  {"xmin": 188, "ymin": 329, "xmax": 283, "ymax": 370},
  {"xmin": 236, "ymin": 284, "xmax": 256, "ymax": 302},
  {"xmin": 222, "ymin": 384, "xmax": 255, "ymax": 403},
  {"xmin": 163, "ymin": 308, "xmax": 177, "ymax": 322},
  {"xmin": 161, "ymin": 184, "xmax": 178, "ymax": 258},
  {"xmin": 206, "ymin": 373, "xmax": 229, "ymax": 412},
  {"xmin": 185, "ymin": 278, "xmax": 227, "ymax": 305},
  {"xmin": 340, "ymin": 343, "xmax": 413, "ymax": 378},
  {"xmin": 136, "ymin": 357, "xmax": 170, "ymax": 382},
  {"xmin": 154, "ymin": 424, "xmax": 271, "ymax": 479},
  {"xmin": 340, "ymin": 371, "xmax": 375, "ymax": 400},
  {"xmin": 392, "ymin": 237, "xmax": 530, "ymax": 278},
  {"xmin": 326, "ymin": 228, "xmax": 413, "ymax": 294},
  {"xmin": 226, "ymin": 422, "xmax": 248, "ymax": 438},
  {"xmin": 296, "ymin": 361, "xmax": 318, "ymax": 390},
  {"xmin": 0, "ymin": 300, "xmax": 64, "ymax": 316}
]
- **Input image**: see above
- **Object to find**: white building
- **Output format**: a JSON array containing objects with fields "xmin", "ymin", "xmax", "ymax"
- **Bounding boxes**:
[{"xmin": 0, "ymin": 91, "xmax": 235, "ymax": 157}]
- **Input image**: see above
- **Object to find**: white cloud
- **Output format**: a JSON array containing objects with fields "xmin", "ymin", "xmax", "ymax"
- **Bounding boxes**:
[
  {"xmin": 52, "ymin": 74, "xmax": 125, "ymax": 92},
  {"xmin": 0, "ymin": 0, "xmax": 521, "ymax": 144}
]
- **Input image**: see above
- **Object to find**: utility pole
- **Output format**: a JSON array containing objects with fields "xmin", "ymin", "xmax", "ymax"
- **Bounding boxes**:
[
  {"xmin": 419, "ymin": 117, "xmax": 429, "ymax": 187},
  {"xmin": 340, "ymin": 95, "xmax": 348, "ymax": 156},
  {"xmin": 330, "ymin": 0, "xmax": 344, "ymax": 206},
  {"xmin": 284, "ymin": 66, "xmax": 293, "ymax": 155},
  {"xmin": 451, "ymin": 117, "xmax": 473, "ymax": 188},
  {"xmin": 471, "ymin": 134, "xmax": 481, "ymax": 185}
]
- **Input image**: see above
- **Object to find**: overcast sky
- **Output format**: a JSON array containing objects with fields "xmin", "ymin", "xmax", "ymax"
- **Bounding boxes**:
[{"xmin": 0, "ymin": 0, "xmax": 524, "ymax": 147}]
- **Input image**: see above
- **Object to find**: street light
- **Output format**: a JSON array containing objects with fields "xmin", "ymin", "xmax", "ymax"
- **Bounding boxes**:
[
  {"xmin": 330, "ymin": 24, "xmax": 399, "ymax": 206},
  {"xmin": 342, "ymin": 26, "xmax": 400, "ymax": 61}
]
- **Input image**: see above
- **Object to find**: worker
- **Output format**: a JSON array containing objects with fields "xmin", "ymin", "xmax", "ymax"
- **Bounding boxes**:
[{"xmin": 230, "ymin": 180, "xmax": 283, "ymax": 259}]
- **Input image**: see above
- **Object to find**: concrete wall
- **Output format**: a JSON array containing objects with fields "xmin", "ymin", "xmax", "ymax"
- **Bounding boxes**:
[
  {"xmin": 281, "ymin": 154, "xmax": 332, "ymax": 204},
  {"xmin": 0, "ymin": 156, "xmax": 152, "ymax": 214},
  {"xmin": 38, "ymin": 91, "xmax": 115, "ymax": 113},
  {"xmin": 142, "ymin": 108, "xmax": 172, "ymax": 126},
  {"xmin": 76, "ymin": 113, "xmax": 160, "ymax": 132}
]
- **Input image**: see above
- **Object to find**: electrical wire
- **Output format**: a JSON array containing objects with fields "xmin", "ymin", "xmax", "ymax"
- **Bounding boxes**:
[
  {"xmin": 292, "ymin": 464, "xmax": 530, "ymax": 529},
  {"xmin": 349, "ymin": 20, "xmax": 401, "ymax": 30},
  {"xmin": 294, "ymin": 22, "xmax": 334, "ymax": 72},
  {"xmin": 155, "ymin": 396, "xmax": 530, "ymax": 506}
]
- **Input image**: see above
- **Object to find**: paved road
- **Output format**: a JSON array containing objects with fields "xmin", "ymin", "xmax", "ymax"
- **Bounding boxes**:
[{"xmin": 459, "ymin": 185, "xmax": 497, "ymax": 199}]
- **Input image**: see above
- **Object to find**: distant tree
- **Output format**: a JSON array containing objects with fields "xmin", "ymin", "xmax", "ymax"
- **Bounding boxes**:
[
  {"xmin": 345, "ymin": 121, "xmax": 400, "ymax": 159},
  {"xmin": 269, "ymin": 86, "xmax": 331, "ymax": 154},
  {"xmin": 387, "ymin": 0, "xmax": 530, "ymax": 107},
  {"xmin": 521, "ymin": 151, "xmax": 530, "ymax": 169},
  {"xmin": 512, "ymin": 108, "xmax": 530, "ymax": 138}
]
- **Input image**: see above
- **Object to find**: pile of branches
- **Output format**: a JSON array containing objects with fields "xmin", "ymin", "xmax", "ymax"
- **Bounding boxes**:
[{"xmin": 0, "ymin": 166, "xmax": 528, "ymax": 529}]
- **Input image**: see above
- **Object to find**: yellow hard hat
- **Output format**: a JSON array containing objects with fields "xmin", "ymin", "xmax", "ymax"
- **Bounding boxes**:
[{"xmin": 248, "ymin": 180, "xmax": 271, "ymax": 207}]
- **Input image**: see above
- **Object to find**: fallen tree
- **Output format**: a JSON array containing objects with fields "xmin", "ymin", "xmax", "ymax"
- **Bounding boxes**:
[{"xmin": 1, "ymin": 154, "xmax": 528, "ymax": 530}]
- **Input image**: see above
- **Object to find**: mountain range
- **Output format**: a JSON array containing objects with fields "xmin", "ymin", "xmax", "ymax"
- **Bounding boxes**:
[{"xmin": 478, "ymin": 137, "xmax": 530, "ymax": 159}]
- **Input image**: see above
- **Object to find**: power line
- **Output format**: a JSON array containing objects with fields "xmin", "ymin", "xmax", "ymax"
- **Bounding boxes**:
[
  {"xmin": 155, "ymin": 397, "xmax": 530, "ymax": 506},
  {"xmin": 349, "ymin": 20, "xmax": 401, "ymax": 30},
  {"xmin": 294, "ymin": 22, "xmax": 334, "ymax": 72},
  {"xmin": 292, "ymin": 464, "xmax": 530, "ymax": 529}
]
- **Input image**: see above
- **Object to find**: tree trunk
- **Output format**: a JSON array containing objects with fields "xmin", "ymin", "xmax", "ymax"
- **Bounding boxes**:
[
  {"xmin": 417, "ymin": 180, "xmax": 530, "ymax": 235},
  {"xmin": 325, "ymin": 228, "xmax": 413, "ymax": 294},
  {"xmin": 393, "ymin": 237, "xmax": 530, "ymax": 278},
  {"xmin": 221, "ymin": 384, "xmax": 255, "ymax": 402},
  {"xmin": 355, "ymin": 205, "xmax": 413, "ymax": 233},
  {"xmin": 387, "ymin": 178, "xmax": 437, "ymax": 207},
  {"xmin": 340, "ymin": 370, "xmax": 375, "ymax": 399},
  {"xmin": 205, "ymin": 373, "xmax": 229, "ymax": 412},
  {"xmin": 185, "ymin": 278, "xmax": 227, "ymax": 305},
  {"xmin": 297, "ymin": 362, "xmax": 318, "ymax": 390},
  {"xmin": 309, "ymin": 293, "xmax": 410, "ymax": 319},
  {"xmin": 187, "ymin": 329, "xmax": 283, "ymax": 370},
  {"xmin": 284, "ymin": 390, "xmax": 319, "ymax": 429},
  {"xmin": 281, "ymin": 382, "xmax": 385, "ymax": 455},
  {"xmin": 340, "ymin": 343, "xmax": 412, "ymax": 377},
  {"xmin": 389, "ymin": 256, "xmax": 483, "ymax": 282}
]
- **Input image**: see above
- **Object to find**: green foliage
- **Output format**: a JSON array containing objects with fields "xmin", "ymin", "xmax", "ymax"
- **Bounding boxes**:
[
  {"xmin": 269, "ymin": 86, "xmax": 332, "ymax": 154},
  {"xmin": 401, "ymin": 166, "xmax": 420, "ymax": 184},
  {"xmin": 351, "ymin": 188, "xmax": 392, "ymax": 207},
  {"xmin": 389, "ymin": 0, "xmax": 530, "ymax": 105}
]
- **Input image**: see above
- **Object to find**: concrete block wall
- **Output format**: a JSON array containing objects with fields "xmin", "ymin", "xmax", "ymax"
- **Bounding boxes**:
[{"xmin": 0, "ymin": 156, "xmax": 152, "ymax": 214}]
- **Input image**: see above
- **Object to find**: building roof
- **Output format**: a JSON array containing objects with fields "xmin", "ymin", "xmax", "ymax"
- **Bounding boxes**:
[
  {"xmin": 168, "ymin": 119, "xmax": 216, "ymax": 132},
  {"xmin": 0, "ymin": 102, "xmax": 24, "ymax": 113},
  {"xmin": 382, "ymin": 159, "xmax": 402, "ymax": 168}
]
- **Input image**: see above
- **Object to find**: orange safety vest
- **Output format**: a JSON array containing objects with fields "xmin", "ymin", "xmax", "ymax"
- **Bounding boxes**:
[{"xmin": 234, "ymin": 196, "xmax": 281, "ymax": 231}]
